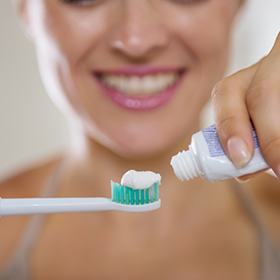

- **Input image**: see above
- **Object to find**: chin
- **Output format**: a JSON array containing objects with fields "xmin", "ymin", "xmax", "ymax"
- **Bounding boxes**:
[
  {"xmin": 107, "ymin": 130, "xmax": 180, "ymax": 160},
  {"xmin": 116, "ymin": 144, "xmax": 166, "ymax": 160}
]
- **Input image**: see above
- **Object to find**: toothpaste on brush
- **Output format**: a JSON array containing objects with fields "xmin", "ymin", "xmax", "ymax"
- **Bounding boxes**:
[
  {"xmin": 171, "ymin": 124, "xmax": 269, "ymax": 182},
  {"xmin": 121, "ymin": 170, "xmax": 161, "ymax": 189}
]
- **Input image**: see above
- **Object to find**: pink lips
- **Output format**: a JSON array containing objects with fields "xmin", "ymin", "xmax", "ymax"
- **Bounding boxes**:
[{"xmin": 93, "ymin": 67, "xmax": 185, "ymax": 111}]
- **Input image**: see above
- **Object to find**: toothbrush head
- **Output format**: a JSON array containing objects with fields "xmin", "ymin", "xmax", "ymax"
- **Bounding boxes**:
[{"xmin": 111, "ymin": 181, "xmax": 161, "ymax": 211}]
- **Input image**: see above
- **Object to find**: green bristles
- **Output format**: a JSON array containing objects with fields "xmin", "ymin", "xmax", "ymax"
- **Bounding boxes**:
[{"xmin": 111, "ymin": 181, "xmax": 160, "ymax": 205}]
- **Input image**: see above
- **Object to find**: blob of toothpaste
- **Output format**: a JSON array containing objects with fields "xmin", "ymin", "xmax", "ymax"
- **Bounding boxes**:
[{"xmin": 121, "ymin": 170, "xmax": 161, "ymax": 190}]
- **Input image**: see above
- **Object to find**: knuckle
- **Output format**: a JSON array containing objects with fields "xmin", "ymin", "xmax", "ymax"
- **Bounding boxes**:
[
  {"xmin": 215, "ymin": 115, "xmax": 239, "ymax": 141},
  {"xmin": 211, "ymin": 81, "xmax": 224, "ymax": 100},
  {"xmin": 211, "ymin": 79, "xmax": 232, "ymax": 100},
  {"xmin": 276, "ymin": 32, "xmax": 280, "ymax": 44},
  {"xmin": 246, "ymin": 81, "xmax": 269, "ymax": 113}
]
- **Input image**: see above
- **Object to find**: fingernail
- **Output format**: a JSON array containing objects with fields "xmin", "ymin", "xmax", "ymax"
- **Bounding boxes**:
[
  {"xmin": 265, "ymin": 169, "xmax": 277, "ymax": 178},
  {"xmin": 273, "ymin": 166, "xmax": 280, "ymax": 179},
  {"xmin": 227, "ymin": 137, "xmax": 251, "ymax": 168},
  {"xmin": 235, "ymin": 177, "xmax": 251, "ymax": 184}
]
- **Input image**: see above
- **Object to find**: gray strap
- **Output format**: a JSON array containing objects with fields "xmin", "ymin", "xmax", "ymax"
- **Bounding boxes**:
[
  {"xmin": 0, "ymin": 160, "xmax": 65, "ymax": 280},
  {"xmin": 231, "ymin": 181, "xmax": 280, "ymax": 280},
  {"xmin": 230, "ymin": 181, "xmax": 267, "ymax": 235}
]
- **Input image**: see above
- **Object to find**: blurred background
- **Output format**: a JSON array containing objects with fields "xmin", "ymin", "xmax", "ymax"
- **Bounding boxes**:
[{"xmin": 0, "ymin": 0, "xmax": 280, "ymax": 179}]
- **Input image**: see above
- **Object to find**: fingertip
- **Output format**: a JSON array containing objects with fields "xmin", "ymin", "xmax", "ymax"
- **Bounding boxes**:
[
  {"xmin": 227, "ymin": 136, "xmax": 252, "ymax": 168},
  {"xmin": 265, "ymin": 169, "xmax": 277, "ymax": 178},
  {"xmin": 272, "ymin": 165, "xmax": 280, "ymax": 179},
  {"xmin": 235, "ymin": 176, "xmax": 251, "ymax": 184}
]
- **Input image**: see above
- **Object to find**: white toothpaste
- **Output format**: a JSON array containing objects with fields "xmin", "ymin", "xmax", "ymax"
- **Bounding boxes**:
[{"xmin": 121, "ymin": 170, "xmax": 161, "ymax": 189}]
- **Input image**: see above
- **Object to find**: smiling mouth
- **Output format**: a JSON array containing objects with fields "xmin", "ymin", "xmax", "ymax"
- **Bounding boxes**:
[
  {"xmin": 93, "ymin": 67, "xmax": 186, "ymax": 110},
  {"xmin": 97, "ymin": 70, "xmax": 184, "ymax": 97}
]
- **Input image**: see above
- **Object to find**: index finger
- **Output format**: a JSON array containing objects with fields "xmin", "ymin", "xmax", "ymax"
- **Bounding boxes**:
[{"xmin": 212, "ymin": 63, "xmax": 258, "ymax": 168}]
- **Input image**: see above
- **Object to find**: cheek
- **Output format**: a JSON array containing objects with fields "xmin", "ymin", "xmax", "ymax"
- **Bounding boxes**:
[
  {"xmin": 169, "ymin": 5, "xmax": 237, "ymax": 110},
  {"xmin": 167, "ymin": 2, "xmax": 236, "ymax": 67},
  {"xmin": 159, "ymin": 3, "xmax": 239, "ymax": 135},
  {"xmin": 40, "ymin": 8, "xmax": 107, "ymax": 67},
  {"xmin": 181, "ymin": 26, "xmax": 230, "ymax": 64},
  {"xmin": 31, "ymin": 3, "xmax": 113, "ymax": 114}
]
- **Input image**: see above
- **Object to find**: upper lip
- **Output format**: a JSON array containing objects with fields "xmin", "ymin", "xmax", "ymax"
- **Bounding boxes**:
[{"xmin": 93, "ymin": 66, "xmax": 186, "ymax": 77}]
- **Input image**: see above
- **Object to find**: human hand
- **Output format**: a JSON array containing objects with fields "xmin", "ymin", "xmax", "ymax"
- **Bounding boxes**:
[{"xmin": 212, "ymin": 33, "xmax": 280, "ymax": 180}]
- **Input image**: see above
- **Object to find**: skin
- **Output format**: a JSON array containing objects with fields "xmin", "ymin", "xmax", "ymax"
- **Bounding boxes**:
[
  {"xmin": 1, "ymin": 0, "xmax": 280, "ymax": 279},
  {"xmin": 213, "ymin": 36, "xmax": 280, "ymax": 176}
]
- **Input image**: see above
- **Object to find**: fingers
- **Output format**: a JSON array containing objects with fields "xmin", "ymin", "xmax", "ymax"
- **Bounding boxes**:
[
  {"xmin": 246, "ymin": 37, "xmax": 280, "ymax": 177},
  {"xmin": 236, "ymin": 170, "xmax": 267, "ymax": 183},
  {"xmin": 265, "ymin": 169, "xmax": 277, "ymax": 178},
  {"xmin": 236, "ymin": 169, "xmax": 276, "ymax": 184},
  {"xmin": 212, "ymin": 33, "xmax": 280, "ymax": 179},
  {"xmin": 212, "ymin": 64, "xmax": 258, "ymax": 168}
]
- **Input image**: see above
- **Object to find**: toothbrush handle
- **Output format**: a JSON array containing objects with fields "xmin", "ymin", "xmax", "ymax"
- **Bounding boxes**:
[{"xmin": 0, "ymin": 197, "xmax": 115, "ymax": 216}]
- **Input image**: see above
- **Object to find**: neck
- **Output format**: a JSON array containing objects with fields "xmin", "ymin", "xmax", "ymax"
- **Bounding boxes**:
[{"xmin": 61, "ymin": 120, "xmax": 200, "ymax": 195}]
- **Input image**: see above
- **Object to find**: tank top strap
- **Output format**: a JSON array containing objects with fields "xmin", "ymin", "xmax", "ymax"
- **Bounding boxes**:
[
  {"xmin": 0, "ymin": 159, "xmax": 65, "ymax": 280},
  {"xmin": 230, "ymin": 181, "xmax": 267, "ymax": 235},
  {"xmin": 230, "ymin": 181, "xmax": 280, "ymax": 280}
]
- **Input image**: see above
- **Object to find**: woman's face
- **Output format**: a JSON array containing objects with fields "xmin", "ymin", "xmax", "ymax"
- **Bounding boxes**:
[{"xmin": 23, "ymin": 0, "xmax": 240, "ymax": 159}]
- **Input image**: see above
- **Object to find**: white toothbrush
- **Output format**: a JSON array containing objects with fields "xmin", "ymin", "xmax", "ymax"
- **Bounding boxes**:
[
  {"xmin": 0, "ymin": 197, "xmax": 161, "ymax": 216},
  {"xmin": 0, "ymin": 181, "xmax": 161, "ymax": 216}
]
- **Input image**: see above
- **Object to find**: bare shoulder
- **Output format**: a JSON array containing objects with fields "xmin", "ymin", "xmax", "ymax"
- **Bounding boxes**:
[
  {"xmin": 0, "ymin": 156, "xmax": 62, "ymax": 197},
  {"xmin": 0, "ymin": 156, "xmax": 61, "ymax": 268},
  {"xmin": 246, "ymin": 172, "xmax": 280, "ymax": 243}
]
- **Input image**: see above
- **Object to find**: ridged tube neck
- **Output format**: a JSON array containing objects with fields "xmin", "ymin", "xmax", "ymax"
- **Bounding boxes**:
[{"xmin": 170, "ymin": 150, "xmax": 201, "ymax": 181}]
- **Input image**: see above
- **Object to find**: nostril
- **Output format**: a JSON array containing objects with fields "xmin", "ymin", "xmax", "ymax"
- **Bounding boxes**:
[
  {"xmin": 111, "ymin": 35, "xmax": 169, "ymax": 59},
  {"xmin": 109, "ymin": 19, "xmax": 170, "ymax": 58},
  {"xmin": 111, "ymin": 36, "xmax": 149, "ymax": 57}
]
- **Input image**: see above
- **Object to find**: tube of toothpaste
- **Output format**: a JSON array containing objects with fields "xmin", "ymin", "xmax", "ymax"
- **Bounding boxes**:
[{"xmin": 170, "ymin": 124, "xmax": 268, "ymax": 182}]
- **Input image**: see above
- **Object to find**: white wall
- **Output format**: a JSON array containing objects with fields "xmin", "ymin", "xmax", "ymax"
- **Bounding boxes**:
[
  {"xmin": 0, "ymin": 0, "xmax": 280, "ymax": 178},
  {"xmin": 0, "ymin": 1, "xmax": 68, "ymax": 178},
  {"xmin": 230, "ymin": 0, "xmax": 280, "ymax": 72}
]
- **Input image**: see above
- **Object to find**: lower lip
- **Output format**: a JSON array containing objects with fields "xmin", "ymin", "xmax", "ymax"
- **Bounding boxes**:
[{"xmin": 94, "ymin": 74, "xmax": 184, "ymax": 111}]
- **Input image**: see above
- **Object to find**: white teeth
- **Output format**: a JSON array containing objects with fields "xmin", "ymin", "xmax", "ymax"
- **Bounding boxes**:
[
  {"xmin": 101, "ymin": 73, "xmax": 179, "ymax": 96},
  {"xmin": 128, "ymin": 77, "xmax": 142, "ymax": 93}
]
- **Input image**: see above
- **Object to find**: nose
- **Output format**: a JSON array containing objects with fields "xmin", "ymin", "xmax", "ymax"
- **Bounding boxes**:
[{"xmin": 109, "ymin": 1, "xmax": 170, "ymax": 59}]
